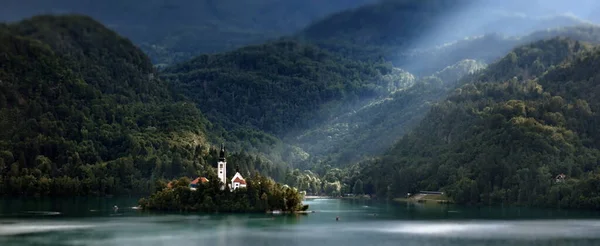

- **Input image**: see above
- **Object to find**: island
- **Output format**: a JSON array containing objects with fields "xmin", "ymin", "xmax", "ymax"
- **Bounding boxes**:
[{"xmin": 139, "ymin": 145, "xmax": 308, "ymax": 213}]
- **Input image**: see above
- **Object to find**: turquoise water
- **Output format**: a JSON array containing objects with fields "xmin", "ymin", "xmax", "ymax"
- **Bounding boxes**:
[{"xmin": 2, "ymin": 197, "xmax": 600, "ymax": 245}]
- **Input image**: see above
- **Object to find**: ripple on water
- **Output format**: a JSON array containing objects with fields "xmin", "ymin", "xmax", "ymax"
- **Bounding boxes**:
[
  {"xmin": 352, "ymin": 220, "xmax": 600, "ymax": 240},
  {"xmin": 24, "ymin": 211, "xmax": 61, "ymax": 216},
  {"xmin": 0, "ymin": 222, "xmax": 94, "ymax": 236}
]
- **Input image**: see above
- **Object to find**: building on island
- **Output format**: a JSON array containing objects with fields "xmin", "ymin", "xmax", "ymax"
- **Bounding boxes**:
[
  {"xmin": 166, "ymin": 176, "xmax": 208, "ymax": 190},
  {"xmin": 218, "ymin": 144, "xmax": 246, "ymax": 191},
  {"xmin": 166, "ymin": 143, "xmax": 246, "ymax": 191},
  {"xmin": 231, "ymin": 166, "xmax": 247, "ymax": 190},
  {"xmin": 190, "ymin": 177, "xmax": 209, "ymax": 191}
]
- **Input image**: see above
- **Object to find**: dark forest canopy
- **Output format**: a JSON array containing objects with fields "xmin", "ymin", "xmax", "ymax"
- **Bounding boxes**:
[
  {"xmin": 0, "ymin": 15, "xmax": 286, "ymax": 196},
  {"xmin": 163, "ymin": 39, "xmax": 393, "ymax": 136}
]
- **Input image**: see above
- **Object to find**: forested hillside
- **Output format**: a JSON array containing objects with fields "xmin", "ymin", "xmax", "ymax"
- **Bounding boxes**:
[
  {"xmin": 352, "ymin": 38, "xmax": 600, "ymax": 209},
  {"xmin": 163, "ymin": 39, "xmax": 394, "ymax": 136},
  {"xmin": 163, "ymin": 22, "xmax": 600, "ymax": 170},
  {"xmin": 293, "ymin": 60, "xmax": 486, "ymax": 167},
  {"xmin": 287, "ymin": 26, "xmax": 600, "ymax": 168},
  {"xmin": 0, "ymin": 0, "xmax": 375, "ymax": 65},
  {"xmin": 0, "ymin": 15, "xmax": 285, "ymax": 196}
]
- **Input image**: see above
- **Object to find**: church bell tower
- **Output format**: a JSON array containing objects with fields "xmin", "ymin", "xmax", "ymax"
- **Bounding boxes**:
[{"xmin": 217, "ymin": 144, "xmax": 227, "ymax": 186}]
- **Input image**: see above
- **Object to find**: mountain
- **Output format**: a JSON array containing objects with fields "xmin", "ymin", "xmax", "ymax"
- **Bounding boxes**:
[
  {"xmin": 292, "ymin": 60, "xmax": 486, "ymax": 167},
  {"xmin": 301, "ymin": 0, "xmax": 472, "ymax": 47},
  {"xmin": 163, "ymin": 22, "xmax": 600, "ymax": 170},
  {"xmin": 163, "ymin": 39, "xmax": 393, "ymax": 136},
  {"xmin": 288, "ymin": 25, "xmax": 600, "ymax": 167},
  {"xmin": 302, "ymin": 0, "xmax": 594, "ymax": 46},
  {"xmin": 0, "ymin": 15, "xmax": 285, "ymax": 197},
  {"xmin": 353, "ymin": 38, "xmax": 600, "ymax": 209},
  {"xmin": 0, "ymin": 0, "xmax": 375, "ymax": 65},
  {"xmin": 299, "ymin": 0, "xmax": 596, "ymax": 76}
]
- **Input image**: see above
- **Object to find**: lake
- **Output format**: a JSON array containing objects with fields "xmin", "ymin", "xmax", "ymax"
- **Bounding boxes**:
[{"xmin": 2, "ymin": 197, "xmax": 600, "ymax": 246}]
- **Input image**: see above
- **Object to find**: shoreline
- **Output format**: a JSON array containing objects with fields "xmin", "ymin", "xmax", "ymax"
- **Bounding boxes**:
[{"xmin": 303, "ymin": 195, "xmax": 331, "ymax": 199}]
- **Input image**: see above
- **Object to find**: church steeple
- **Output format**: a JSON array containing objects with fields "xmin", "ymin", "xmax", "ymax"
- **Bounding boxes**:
[
  {"xmin": 219, "ymin": 143, "xmax": 226, "ymax": 162},
  {"xmin": 217, "ymin": 143, "xmax": 227, "ymax": 188}
]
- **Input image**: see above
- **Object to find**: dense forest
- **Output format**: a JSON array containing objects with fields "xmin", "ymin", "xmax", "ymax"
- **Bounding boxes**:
[
  {"xmin": 0, "ymin": 15, "xmax": 286, "ymax": 196},
  {"xmin": 349, "ymin": 38, "xmax": 600, "ymax": 209},
  {"xmin": 163, "ymin": 40, "xmax": 394, "ymax": 136}
]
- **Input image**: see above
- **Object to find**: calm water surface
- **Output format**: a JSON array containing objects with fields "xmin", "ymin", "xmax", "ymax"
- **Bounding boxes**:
[{"xmin": 2, "ymin": 197, "xmax": 600, "ymax": 245}]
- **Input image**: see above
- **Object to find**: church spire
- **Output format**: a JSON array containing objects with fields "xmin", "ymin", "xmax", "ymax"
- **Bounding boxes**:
[{"xmin": 219, "ymin": 143, "xmax": 226, "ymax": 162}]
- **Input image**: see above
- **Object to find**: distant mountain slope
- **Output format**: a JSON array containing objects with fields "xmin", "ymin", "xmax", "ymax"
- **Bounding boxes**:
[
  {"xmin": 164, "ymin": 24, "xmax": 600, "ymax": 169},
  {"xmin": 288, "ymin": 26, "xmax": 600, "ymax": 167},
  {"xmin": 301, "ymin": 0, "xmax": 471, "ymax": 47},
  {"xmin": 354, "ymin": 38, "xmax": 600, "ymax": 209},
  {"xmin": 395, "ymin": 25, "xmax": 600, "ymax": 76},
  {"xmin": 0, "ymin": 0, "xmax": 375, "ymax": 65},
  {"xmin": 292, "ymin": 60, "xmax": 486, "ymax": 167},
  {"xmin": 299, "ymin": 0, "xmax": 596, "ymax": 76},
  {"xmin": 163, "ymin": 39, "xmax": 393, "ymax": 136}
]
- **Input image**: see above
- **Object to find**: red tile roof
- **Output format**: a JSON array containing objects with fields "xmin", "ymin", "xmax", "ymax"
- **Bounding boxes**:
[
  {"xmin": 191, "ymin": 177, "xmax": 209, "ymax": 185},
  {"xmin": 232, "ymin": 177, "xmax": 246, "ymax": 185}
]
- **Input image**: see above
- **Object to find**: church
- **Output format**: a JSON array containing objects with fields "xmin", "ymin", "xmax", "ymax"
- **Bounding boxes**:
[{"xmin": 217, "ymin": 144, "xmax": 247, "ymax": 190}]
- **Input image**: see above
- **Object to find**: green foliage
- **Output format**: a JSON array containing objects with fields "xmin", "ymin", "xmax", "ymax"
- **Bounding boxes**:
[
  {"xmin": 350, "ymin": 38, "xmax": 600, "ymax": 209},
  {"xmin": 139, "ymin": 173, "xmax": 306, "ymax": 213},
  {"xmin": 164, "ymin": 39, "xmax": 392, "ymax": 136},
  {"xmin": 294, "ymin": 60, "xmax": 484, "ymax": 167},
  {"xmin": 0, "ymin": 15, "xmax": 222, "ymax": 196}
]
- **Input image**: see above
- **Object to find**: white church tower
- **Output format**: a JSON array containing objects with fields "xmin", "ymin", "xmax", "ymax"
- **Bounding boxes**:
[{"xmin": 217, "ymin": 144, "xmax": 227, "ymax": 186}]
